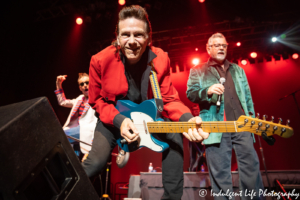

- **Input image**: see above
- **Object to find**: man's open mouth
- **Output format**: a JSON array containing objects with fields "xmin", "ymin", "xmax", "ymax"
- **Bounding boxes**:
[{"xmin": 127, "ymin": 48, "xmax": 139, "ymax": 52}]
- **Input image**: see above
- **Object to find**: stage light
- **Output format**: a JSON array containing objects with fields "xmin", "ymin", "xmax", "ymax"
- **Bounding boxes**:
[
  {"xmin": 236, "ymin": 42, "xmax": 241, "ymax": 47},
  {"xmin": 76, "ymin": 17, "xmax": 83, "ymax": 25},
  {"xmin": 192, "ymin": 58, "xmax": 200, "ymax": 66},
  {"xmin": 250, "ymin": 52, "xmax": 257, "ymax": 58},
  {"xmin": 271, "ymin": 37, "xmax": 277, "ymax": 42},
  {"xmin": 292, "ymin": 53, "xmax": 299, "ymax": 59},
  {"xmin": 199, "ymin": 0, "xmax": 205, "ymax": 3},
  {"xmin": 119, "ymin": 0, "xmax": 126, "ymax": 5},
  {"xmin": 241, "ymin": 60, "xmax": 247, "ymax": 65},
  {"xmin": 195, "ymin": 48, "xmax": 198, "ymax": 51},
  {"xmin": 280, "ymin": 34, "xmax": 286, "ymax": 39}
]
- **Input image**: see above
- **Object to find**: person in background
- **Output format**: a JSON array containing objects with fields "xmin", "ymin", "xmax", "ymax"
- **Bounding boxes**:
[
  {"xmin": 55, "ymin": 73, "xmax": 97, "ymax": 161},
  {"xmin": 186, "ymin": 33, "xmax": 264, "ymax": 199},
  {"xmin": 189, "ymin": 104, "xmax": 206, "ymax": 172}
]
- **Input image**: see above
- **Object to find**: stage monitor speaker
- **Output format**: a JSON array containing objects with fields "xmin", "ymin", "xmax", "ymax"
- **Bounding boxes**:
[{"xmin": 0, "ymin": 97, "xmax": 99, "ymax": 200}]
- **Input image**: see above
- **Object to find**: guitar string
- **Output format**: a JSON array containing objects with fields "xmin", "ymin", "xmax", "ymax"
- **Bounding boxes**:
[{"xmin": 131, "ymin": 124, "xmax": 284, "ymax": 133}]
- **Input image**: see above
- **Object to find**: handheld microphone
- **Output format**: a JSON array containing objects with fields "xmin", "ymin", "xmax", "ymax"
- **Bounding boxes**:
[{"xmin": 216, "ymin": 77, "xmax": 226, "ymax": 106}]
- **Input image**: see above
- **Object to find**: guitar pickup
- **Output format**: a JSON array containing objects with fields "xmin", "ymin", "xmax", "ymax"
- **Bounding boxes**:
[{"xmin": 143, "ymin": 120, "xmax": 148, "ymax": 134}]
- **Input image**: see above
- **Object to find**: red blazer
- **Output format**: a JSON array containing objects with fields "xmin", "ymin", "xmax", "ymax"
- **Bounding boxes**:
[{"xmin": 89, "ymin": 45, "xmax": 192, "ymax": 126}]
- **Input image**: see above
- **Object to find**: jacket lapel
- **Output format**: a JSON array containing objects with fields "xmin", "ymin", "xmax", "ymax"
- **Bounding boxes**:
[
  {"xmin": 229, "ymin": 65, "xmax": 240, "ymax": 94},
  {"xmin": 207, "ymin": 65, "xmax": 220, "ymax": 80},
  {"xmin": 81, "ymin": 102, "xmax": 90, "ymax": 117},
  {"xmin": 70, "ymin": 99, "xmax": 82, "ymax": 119}
]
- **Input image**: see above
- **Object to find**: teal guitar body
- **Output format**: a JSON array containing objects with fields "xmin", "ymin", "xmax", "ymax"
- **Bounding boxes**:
[{"xmin": 115, "ymin": 99, "xmax": 169, "ymax": 153}]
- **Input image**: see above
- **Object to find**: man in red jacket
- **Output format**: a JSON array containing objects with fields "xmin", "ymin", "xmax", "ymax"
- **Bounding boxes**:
[{"xmin": 82, "ymin": 5, "xmax": 208, "ymax": 200}]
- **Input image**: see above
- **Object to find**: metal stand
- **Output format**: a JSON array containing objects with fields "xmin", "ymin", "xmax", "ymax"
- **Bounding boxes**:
[
  {"xmin": 275, "ymin": 179, "xmax": 292, "ymax": 200},
  {"xmin": 279, "ymin": 89, "xmax": 300, "ymax": 115},
  {"xmin": 257, "ymin": 134, "xmax": 272, "ymax": 192},
  {"xmin": 100, "ymin": 162, "xmax": 112, "ymax": 200}
]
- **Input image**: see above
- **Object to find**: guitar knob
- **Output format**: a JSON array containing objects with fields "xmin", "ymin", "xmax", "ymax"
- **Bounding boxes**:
[
  {"xmin": 273, "ymin": 126, "xmax": 278, "ymax": 130},
  {"xmin": 281, "ymin": 128, "xmax": 286, "ymax": 132},
  {"xmin": 258, "ymin": 122, "xmax": 262, "ymax": 127},
  {"xmin": 256, "ymin": 113, "xmax": 260, "ymax": 119},
  {"xmin": 265, "ymin": 124, "xmax": 270, "ymax": 130},
  {"xmin": 244, "ymin": 119, "xmax": 249, "ymax": 123},
  {"xmin": 278, "ymin": 118, "xmax": 283, "ymax": 124},
  {"xmin": 251, "ymin": 121, "xmax": 255, "ymax": 125},
  {"xmin": 286, "ymin": 119, "xmax": 290, "ymax": 126},
  {"xmin": 271, "ymin": 116, "xmax": 274, "ymax": 122},
  {"xmin": 120, "ymin": 139, "xmax": 127, "ymax": 144},
  {"xmin": 263, "ymin": 115, "xmax": 268, "ymax": 121}
]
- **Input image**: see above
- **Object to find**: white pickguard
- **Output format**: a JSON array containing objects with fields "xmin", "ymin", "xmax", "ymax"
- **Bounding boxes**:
[{"xmin": 130, "ymin": 112, "xmax": 163, "ymax": 152}]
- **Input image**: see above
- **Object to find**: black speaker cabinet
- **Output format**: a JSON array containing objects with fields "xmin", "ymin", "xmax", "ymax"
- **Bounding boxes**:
[{"xmin": 0, "ymin": 97, "xmax": 99, "ymax": 200}]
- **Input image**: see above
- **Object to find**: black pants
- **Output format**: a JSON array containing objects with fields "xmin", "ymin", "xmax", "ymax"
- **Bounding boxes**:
[
  {"xmin": 188, "ymin": 141, "xmax": 205, "ymax": 172},
  {"xmin": 205, "ymin": 132, "xmax": 264, "ymax": 200},
  {"xmin": 82, "ymin": 120, "xmax": 184, "ymax": 200}
]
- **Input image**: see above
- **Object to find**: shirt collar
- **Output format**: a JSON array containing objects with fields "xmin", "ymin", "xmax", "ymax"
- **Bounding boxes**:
[
  {"xmin": 207, "ymin": 58, "xmax": 232, "ymax": 71},
  {"xmin": 119, "ymin": 46, "xmax": 157, "ymax": 66},
  {"xmin": 207, "ymin": 58, "xmax": 231, "ymax": 66}
]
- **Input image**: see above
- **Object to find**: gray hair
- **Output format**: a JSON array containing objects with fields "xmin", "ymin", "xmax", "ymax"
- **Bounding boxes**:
[{"xmin": 207, "ymin": 33, "xmax": 227, "ymax": 46}]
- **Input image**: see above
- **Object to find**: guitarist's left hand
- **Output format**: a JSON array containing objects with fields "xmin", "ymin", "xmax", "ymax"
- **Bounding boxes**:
[{"xmin": 183, "ymin": 116, "xmax": 209, "ymax": 143}]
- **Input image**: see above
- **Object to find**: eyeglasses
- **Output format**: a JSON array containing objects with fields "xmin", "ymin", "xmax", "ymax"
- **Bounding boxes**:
[
  {"xmin": 209, "ymin": 44, "xmax": 228, "ymax": 48},
  {"xmin": 79, "ymin": 81, "xmax": 89, "ymax": 86}
]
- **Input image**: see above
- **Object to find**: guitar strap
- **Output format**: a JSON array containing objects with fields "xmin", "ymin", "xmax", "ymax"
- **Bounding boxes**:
[{"xmin": 149, "ymin": 61, "xmax": 164, "ymax": 112}]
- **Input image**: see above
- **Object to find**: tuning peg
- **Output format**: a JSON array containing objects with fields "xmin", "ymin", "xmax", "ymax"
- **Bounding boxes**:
[
  {"xmin": 263, "ymin": 115, "xmax": 268, "ymax": 121},
  {"xmin": 256, "ymin": 113, "xmax": 260, "ymax": 119},
  {"xmin": 271, "ymin": 116, "xmax": 274, "ymax": 122},
  {"xmin": 286, "ymin": 119, "xmax": 290, "ymax": 126},
  {"xmin": 249, "ymin": 111, "xmax": 254, "ymax": 117},
  {"xmin": 281, "ymin": 128, "xmax": 286, "ymax": 135},
  {"xmin": 278, "ymin": 118, "xmax": 283, "ymax": 124}
]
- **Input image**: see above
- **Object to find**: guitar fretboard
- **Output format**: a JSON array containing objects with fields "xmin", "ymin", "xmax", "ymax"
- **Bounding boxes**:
[{"xmin": 147, "ymin": 121, "xmax": 238, "ymax": 133}]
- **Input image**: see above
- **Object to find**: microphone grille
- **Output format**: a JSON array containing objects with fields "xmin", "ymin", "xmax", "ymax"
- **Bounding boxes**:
[{"xmin": 220, "ymin": 77, "xmax": 226, "ymax": 84}]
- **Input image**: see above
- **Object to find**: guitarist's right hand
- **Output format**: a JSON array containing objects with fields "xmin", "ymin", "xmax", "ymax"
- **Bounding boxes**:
[{"xmin": 120, "ymin": 118, "xmax": 139, "ymax": 143}]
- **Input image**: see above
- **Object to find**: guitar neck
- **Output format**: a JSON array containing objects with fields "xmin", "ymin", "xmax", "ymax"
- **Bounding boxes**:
[{"xmin": 147, "ymin": 121, "xmax": 238, "ymax": 133}]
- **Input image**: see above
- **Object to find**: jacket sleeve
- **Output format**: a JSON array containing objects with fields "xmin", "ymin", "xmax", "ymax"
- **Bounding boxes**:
[
  {"xmin": 88, "ymin": 56, "xmax": 126, "ymax": 127},
  {"xmin": 186, "ymin": 67, "xmax": 215, "ymax": 104},
  {"xmin": 159, "ymin": 56, "xmax": 193, "ymax": 122},
  {"xmin": 54, "ymin": 89, "xmax": 76, "ymax": 108}
]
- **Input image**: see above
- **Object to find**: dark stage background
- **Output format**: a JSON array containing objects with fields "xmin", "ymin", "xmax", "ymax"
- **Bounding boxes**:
[{"xmin": 1, "ymin": 0, "xmax": 300, "ymax": 195}]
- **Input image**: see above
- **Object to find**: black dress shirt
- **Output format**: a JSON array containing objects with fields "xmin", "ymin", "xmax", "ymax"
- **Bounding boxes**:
[
  {"xmin": 208, "ymin": 59, "xmax": 245, "ymax": 121},
  {"xmin": 113, "ymin": 47, "xmax": 157, "ymax": 128},
  {"xmin": 120, "ymin": 47, "xmax": 157, "ymax": 104}
]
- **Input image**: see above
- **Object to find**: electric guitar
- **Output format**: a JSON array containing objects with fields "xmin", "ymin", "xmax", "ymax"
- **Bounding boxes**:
[{"xmin": 115, "ymin": 99, "xmax": 293, "ymax": 153}]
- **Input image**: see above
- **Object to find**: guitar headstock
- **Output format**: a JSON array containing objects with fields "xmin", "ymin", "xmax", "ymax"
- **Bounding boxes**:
[{"xmin": 236, "ymin": 115, "xmax": 293, "ymax": 138}]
